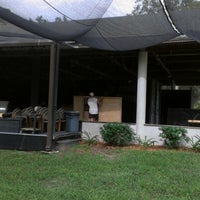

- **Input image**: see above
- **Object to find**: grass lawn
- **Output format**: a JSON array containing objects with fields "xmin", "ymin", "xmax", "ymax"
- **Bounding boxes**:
[{"xmin": 0, "ymin": 145, "xmax": 200, "ymax": 200}]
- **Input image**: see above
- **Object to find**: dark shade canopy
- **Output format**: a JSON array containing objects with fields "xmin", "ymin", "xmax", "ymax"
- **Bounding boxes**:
[
  {"xmin": 165, "ymin": 1, "xmax": 200, "ymax": 43},
  {"xmin": 0, "ymin": 1, "xmax": 200, "ymax": 50}
]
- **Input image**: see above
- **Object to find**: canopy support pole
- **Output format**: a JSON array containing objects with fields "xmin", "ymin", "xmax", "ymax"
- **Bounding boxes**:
[
  {"xmin": 46, "ymin": 43, "xmax": 60, "ymax": 151},
  {"xmin": 149, "ymin": 79, "xmax": 156, "ymax": 124},
  {"xmin": 155, "ymin": 81, "xmax": 160, "ymax": 124},
  {"xmin": 136, "ymin": 50, "xmax": 148, "ymax": 136}
]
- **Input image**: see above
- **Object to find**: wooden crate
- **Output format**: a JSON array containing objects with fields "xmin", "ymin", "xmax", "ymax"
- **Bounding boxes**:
[{"xmin": 73, "ymin": 96, "xmax": 122, "ymax": 122}]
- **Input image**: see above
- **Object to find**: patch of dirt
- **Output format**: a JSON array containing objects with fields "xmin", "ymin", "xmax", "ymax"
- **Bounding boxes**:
[
  {"xmin": 78, "ymin": 141, "xmax": 198, "ymax": 154},
  {"xmin": 76, "ymin": 142, "xmax": 121, "ymax": 159}
]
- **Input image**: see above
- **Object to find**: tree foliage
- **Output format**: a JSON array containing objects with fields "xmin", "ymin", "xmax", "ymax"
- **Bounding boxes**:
[{"xmin": 131, "ymin": 0, "xmax": 200, "ymax": 15}]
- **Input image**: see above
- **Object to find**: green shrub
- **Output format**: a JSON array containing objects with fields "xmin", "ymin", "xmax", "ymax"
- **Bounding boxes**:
[
  {"xmin": 159, "ymin": 126, "xmax": 189, "ymax": 148},
  {"xmin": 189, "ymin": 135, "xmax": 200, "ymax": 152},
  {"xmin": 100, "ymin": 122, "xmax": 135, "ymax": 146},
  {"xmin": 137, "ymin": 136, "xmax": 157, "ymax": 148},
  {"xmin": 82, "ymin": 131, "xmax": 99, "ymax": 145}
]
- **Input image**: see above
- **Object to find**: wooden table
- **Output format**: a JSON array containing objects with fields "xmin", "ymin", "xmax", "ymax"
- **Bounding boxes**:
[{"xmin": 188, "ymin": 120, "xmax": 200, "ymax": 126}]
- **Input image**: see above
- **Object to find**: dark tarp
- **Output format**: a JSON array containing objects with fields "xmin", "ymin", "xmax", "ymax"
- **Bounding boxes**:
[
  {"xmin": 165, "ymin": 1, "xmax": 200, "ymax": 44},
  {"xmin": 1, "ymin": 0, "xmax": 200, "ymax": 50},
  {"xmin": 0, "ymin": 0, "xmax": 190, "ymax": 50}
]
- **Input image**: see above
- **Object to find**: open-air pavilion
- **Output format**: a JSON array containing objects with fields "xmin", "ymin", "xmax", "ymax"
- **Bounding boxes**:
[{"xmin": 1, "ymin": 0, "xmax": 200, "ymax": 151}]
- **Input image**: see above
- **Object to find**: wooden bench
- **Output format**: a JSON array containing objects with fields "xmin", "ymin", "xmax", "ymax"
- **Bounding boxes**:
[
  {"xmin": 21, "ymin": 127, "xmax": 41, "ymax": 134},
  {"xmin": 188, "ymin": 120, "xmax": 200, "ymax": 126}
]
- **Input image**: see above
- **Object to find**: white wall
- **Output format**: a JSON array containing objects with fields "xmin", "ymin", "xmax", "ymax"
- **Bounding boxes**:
[{"xmin": 81, "ymin": 122, "xmax": 200, "ymax": 147}]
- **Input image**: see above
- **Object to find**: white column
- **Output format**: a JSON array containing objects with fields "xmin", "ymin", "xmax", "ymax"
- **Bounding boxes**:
[{"xmin": 136, "ymin": 50, "xmax": 148, "ymax": 136}]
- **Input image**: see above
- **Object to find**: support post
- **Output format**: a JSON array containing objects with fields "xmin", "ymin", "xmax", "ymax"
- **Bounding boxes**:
[
  {"xmin": 30, "ymin": 59, "xmax": 40, "ymax": 106},
  {"xmin": 136, "ymin": 50, "xmax": 148, "ymax": 136},
  {"xmin": 149, "ymin": 79, "xmax": 156, "ymax": 124},
  {"xmin": 46, "ymin": 43, "xmax": 60, "ymax": 151},
  {"xmin": 155, "ymin": 81, "xmax": 160, "ymax": 124}
]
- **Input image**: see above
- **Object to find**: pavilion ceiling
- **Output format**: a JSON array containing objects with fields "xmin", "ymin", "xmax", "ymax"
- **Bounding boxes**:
[{"xmin": 0, "ymin": 39, "xmax": 200, "ymax": 86}]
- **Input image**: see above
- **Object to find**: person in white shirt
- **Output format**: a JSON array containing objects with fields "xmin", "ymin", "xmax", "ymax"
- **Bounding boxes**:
[{"xmin": 87, "ymin": 92, "xmax": 99, "ymax": 122}]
